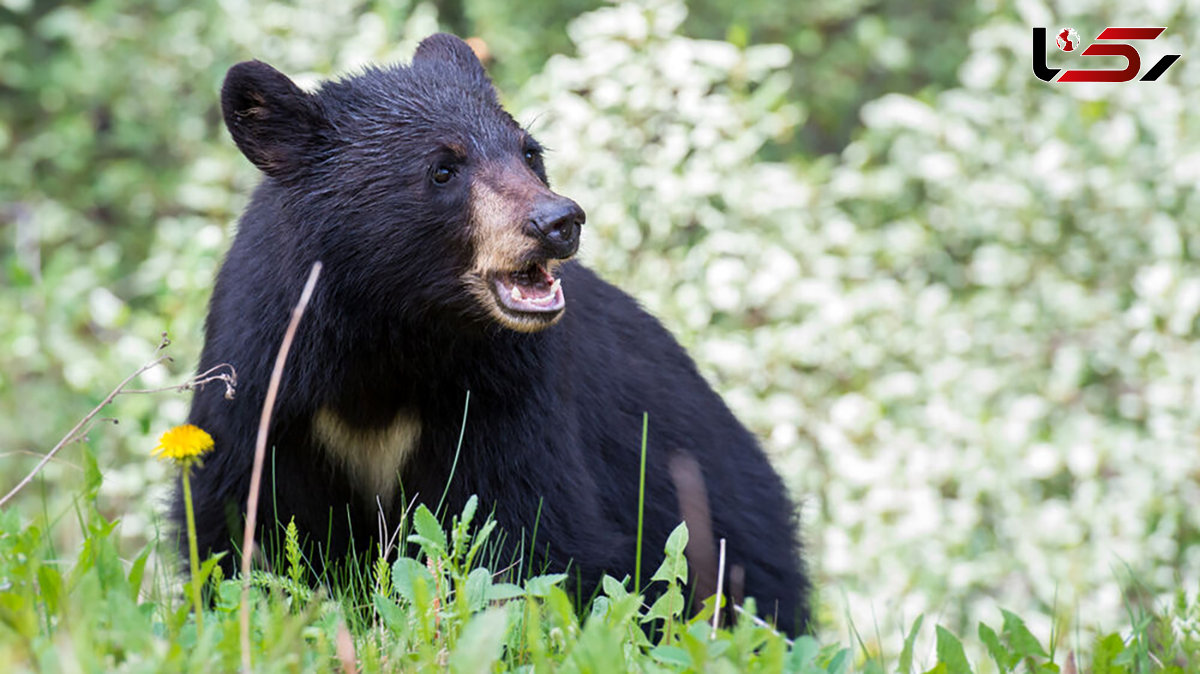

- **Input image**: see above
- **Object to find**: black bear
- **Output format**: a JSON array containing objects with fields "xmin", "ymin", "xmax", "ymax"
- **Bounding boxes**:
[{"xmin": 175, "ymin": 33, "xmax": 809, "ymax": 634}]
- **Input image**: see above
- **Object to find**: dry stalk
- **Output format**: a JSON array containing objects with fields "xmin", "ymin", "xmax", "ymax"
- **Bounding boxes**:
[
  {"xmin": 240, "ymin": 261, "xmax": 322, "ymax": 673},
  {"xmin": 0, "ymin": 334, "xmax": 237, "ymax": 509},
  {"xmin": 712, "ymin": 537, "xmax": 726, "ymax": 638}
]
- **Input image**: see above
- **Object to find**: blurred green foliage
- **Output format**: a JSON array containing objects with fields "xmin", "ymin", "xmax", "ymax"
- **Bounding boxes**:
[
  {"xmin": 447, "ymin": 0, "xmax": 979, "ymax": 156},
  {"xmin": 3, "ymin": 0, "xmax": 1200, "ymax": 665}
]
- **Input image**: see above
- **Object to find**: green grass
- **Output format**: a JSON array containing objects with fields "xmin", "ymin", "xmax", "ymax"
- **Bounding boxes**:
[
  {"xmin": 1, "ymin": 393, "xmax": 1198, "ymax": 672},
  {"xmin": 1, "ymin": 448, "xmax": 1198, "ymax": 673}
]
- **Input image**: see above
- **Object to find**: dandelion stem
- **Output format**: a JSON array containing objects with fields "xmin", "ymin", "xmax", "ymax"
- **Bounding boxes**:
[{"xmin": 182, "ymin": 465, "xmax": 204, "ymax": 637}]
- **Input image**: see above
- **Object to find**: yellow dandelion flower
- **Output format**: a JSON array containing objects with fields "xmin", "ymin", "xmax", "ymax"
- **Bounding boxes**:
[
  {"xmin": 153, "ymin": 424, "xmax": 215, "ymax": 463},
  {"xmin": 157, "ymin": 424, "xmax": 214, "ymax": 635}
]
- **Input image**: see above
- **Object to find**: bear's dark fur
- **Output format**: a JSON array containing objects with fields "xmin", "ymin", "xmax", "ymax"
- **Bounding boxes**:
[{"xmin": 175, "ymin": 33, "xmax": 809, "ymax": 634}]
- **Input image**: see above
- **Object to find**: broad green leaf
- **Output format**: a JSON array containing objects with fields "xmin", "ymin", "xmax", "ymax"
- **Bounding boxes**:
[
  {"xmin": 0, "ymin": 591, "xmax": 37, "ymax": 639},
  {"xmin": 935, "ymin": 625, "xmax": 973, "ymax": 674},
  {"xmin": 392, "ymin": 556, "xmax": 435, "ymax": 604},
  {"xmin": 216, "ymin": 579, "xmax": 241, "ymax": 611},
  {"xmin": 1001, "ymin": 609, "xmax": 1049, "ymax": 659},
  {"xmin": 36, "ymin": 564, "xmax": 63, "ymax": 615},
  {"xmin": 589, "ymin": 595, "xmax": 610, "ymax": 620},
  {"xmin": 1092, "ymin": 633, "xmax": 1127, "ymax": 674},
  {"xmin": 460, "ymin": 494, "xmax": 478, "ymax": 528},
  {"xmin": 466, "ymin": 520, "xmax": 497, "ymax": 563},
  {"xmin": 601, "ymin": 574, "xmax": 628, "ymax": 599},
  {"xmin": 643, "ymin": 585, "xmax": 685, "ymax": 624},
  {"xmin": 465, "ymin": 566, "xmax": 491, "ymax": 611},
  {"xmin": 787, "ymin": 634, "xmax": 820, "ymax": 670},
  {"xmin": 410, "ymin": 504, "xmax": 446, "ymax": 555},
  {"xmin": 485, "ymin": 582, "xmax": 525, "ymax": 601},
  {"xmin": 601, "ymin": 593, "xmax": 644, "ymax": 627},
  {"xmin": 650, "ymin": 522, "xmax": 689, "ymax": 585},
  {"xmin": 690, "ymin": 591, "xmax": 718, "ymax": 626},
  {"xmin": 648, "ymin": 554, "xmax": 689, "ymax": 585},
  {"xmin": 565, "ymin": 619, "xmax": 632, "ymax": 672},
  {"xmin": 373, "ymin": 592, "xmax": 408, "ymax": 630},
  {"xmin": 524, "ymin": 573, "xmax": 567, "ymax": 597},
  {"xmin": 663, "ymin": 521, "xmax": 689, "ymax": 558},
  {"xmin": 649, "ymin": 644, "xmax": 692, "ymax": 667},
  {"xmin": 545, "ymin": 586, "xmax": 579, "ymax": 631},
  {"xmin": 979, "ymin": 622, "xmax": 1013, "ymax": 671},
  {"xmin": 685, "ymin": 621, "xmax": 729, "ymax": 658},
  {"xmin": 449, "ymin": 607, "xmax": 509, "ymax": 674},
  {"xmin": 825, "ymin": 647, "xmax": 850, "ymax": 674}
]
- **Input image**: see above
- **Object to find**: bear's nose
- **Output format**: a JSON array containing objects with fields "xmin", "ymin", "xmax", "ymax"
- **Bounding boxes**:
[{"xmin": 527, "ymin": 196, "xmax": 585, "ymax": 258}]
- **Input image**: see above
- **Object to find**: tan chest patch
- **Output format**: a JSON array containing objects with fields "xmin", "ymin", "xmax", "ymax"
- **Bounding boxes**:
[{"xmin": 311, "ymin": 407, "xmax": 421, "ymax": 506}]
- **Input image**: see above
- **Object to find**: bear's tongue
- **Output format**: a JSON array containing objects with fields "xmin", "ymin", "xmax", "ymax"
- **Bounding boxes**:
[{"xmin": 495, "ymin": 263, "xmax": 564, "ymax": 313}]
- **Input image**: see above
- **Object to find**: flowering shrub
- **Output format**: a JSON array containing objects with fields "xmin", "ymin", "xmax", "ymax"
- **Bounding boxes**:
[{"xmin": 519, "ymin": 0, "xmax": 1200, "ymax": 656}]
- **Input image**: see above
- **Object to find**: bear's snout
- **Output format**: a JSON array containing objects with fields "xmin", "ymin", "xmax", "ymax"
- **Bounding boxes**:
[{"xmin": 525, "ymin": 195, "xmax": 585, "ymax": 259}]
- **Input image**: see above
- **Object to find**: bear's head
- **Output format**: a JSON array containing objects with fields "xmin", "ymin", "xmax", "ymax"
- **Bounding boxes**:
[{"xmin": 220, "ymin": 34, "xmax": 585, "ymax": 333}]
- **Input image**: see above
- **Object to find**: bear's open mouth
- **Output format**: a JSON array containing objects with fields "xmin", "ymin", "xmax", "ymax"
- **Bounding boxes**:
[{"xmin": 491, "ymin": 262, "xmax": 565, "ymax": 315}]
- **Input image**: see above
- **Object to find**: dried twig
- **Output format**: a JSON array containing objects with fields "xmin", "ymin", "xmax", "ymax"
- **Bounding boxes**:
[
  {"xmin": 0, "ymin": 334, "xmax": 177, "ymax": 509},
  {"xmin": 0, "ymin": 333, "xmax": 238, "ymax": 511},
  {"xmin": 240, "ymin": 261, "xmax": 322, "ymax": 673},
  {"xmin": 703, "ymin": 540, "xmax": 789, "ymax": 643},
  {"xmin": 335, "ymin": 617, "xmax": 357, "ymax": 674},
  {"xmin": 732, "ymin": 603, "xmax": 793, "ymax": 646},
  {"xmin": 122, "ymin": 363, "xmax": 237, "ymax": 399},
  {"xmin": 712, "ymin": 537, "xmax": 726, "ymax": 638},
  {"xmin": 376, "ymin": 494, "xmax": 416, "ymax": 562}
]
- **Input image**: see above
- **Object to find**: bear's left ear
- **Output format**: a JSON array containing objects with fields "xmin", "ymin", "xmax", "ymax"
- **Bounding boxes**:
[
  {"xmin": 413, "ymin": 33, "xmax": 493, "ymax": 89},
  {"xmin": 221, "ymin": 60, "xmax": 333, "ymax": 179}
]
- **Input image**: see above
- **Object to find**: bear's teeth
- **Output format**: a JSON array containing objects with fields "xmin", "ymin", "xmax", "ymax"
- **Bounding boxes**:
[
  {"xmin": 511, "ymin": 285, "xmax": 524, "ymax": 300},
  {"xmin": 550, "ymin": 278, "xmax": 561, "ymax": 295}
]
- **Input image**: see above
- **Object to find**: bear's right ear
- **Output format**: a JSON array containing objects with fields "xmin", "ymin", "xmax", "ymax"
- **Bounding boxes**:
[
  {"xmin": 221, "ymin": 60, "xmax": 332, "ymax": 178},
  {"xmin": 412, "ymin": 33, "xmax": 493, "ymax": 90}
]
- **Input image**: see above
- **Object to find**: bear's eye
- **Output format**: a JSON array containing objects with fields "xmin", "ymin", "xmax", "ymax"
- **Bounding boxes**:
[
  {"xmin": 432, "ymin": 164, "xmax": 456, "ymax": 185},
  {"xmin": 523, "ymin": 149, "xmax": 540, "ymax": 168}
]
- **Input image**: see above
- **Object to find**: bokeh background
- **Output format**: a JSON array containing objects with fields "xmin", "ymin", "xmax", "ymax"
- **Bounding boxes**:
[{"xmin": 3, "ymin": 0, "xmax": 1199, "ymax": 659}]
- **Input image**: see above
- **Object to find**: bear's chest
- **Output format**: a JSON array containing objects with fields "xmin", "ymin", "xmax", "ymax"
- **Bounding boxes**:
[{"xmin": 311, "ymin": 407, "xmax": 422, "ymax": 506}]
